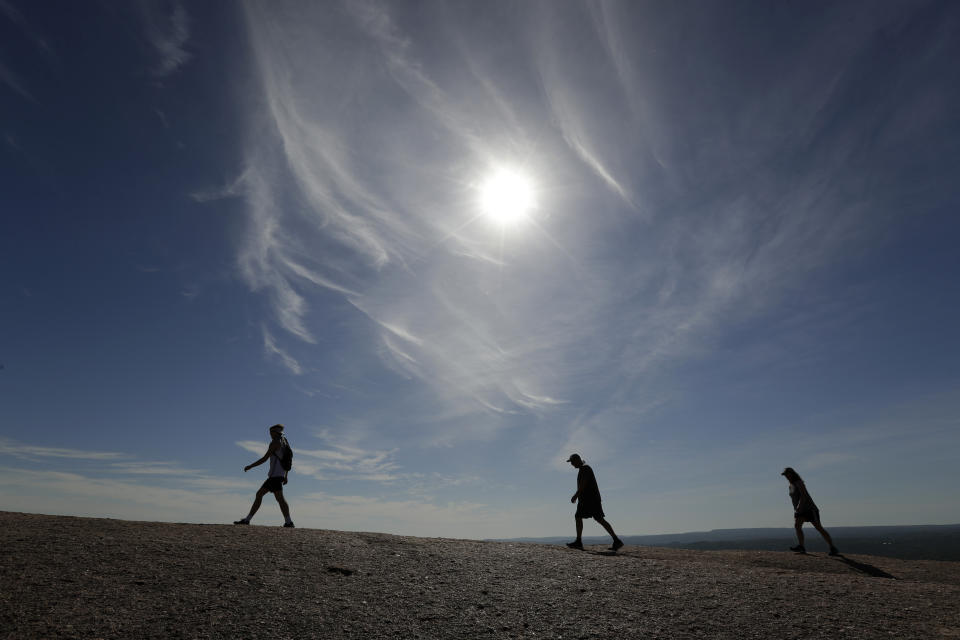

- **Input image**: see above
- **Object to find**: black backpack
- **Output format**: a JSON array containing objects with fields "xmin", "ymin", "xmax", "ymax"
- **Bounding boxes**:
[{"xmin": 278, "ymin": 437, "xmax": 293, "ymax": 471}]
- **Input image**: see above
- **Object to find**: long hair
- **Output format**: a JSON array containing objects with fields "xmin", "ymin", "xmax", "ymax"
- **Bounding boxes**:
[{"xmin": 782, "ymin": 467, "xmax": 805, "ymax": 488}]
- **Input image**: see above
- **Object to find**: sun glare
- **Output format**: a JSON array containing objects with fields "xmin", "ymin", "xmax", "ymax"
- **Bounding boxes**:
[{"xmin": 479, "ymin": 168, "xmax": 536, "ymax": 226}]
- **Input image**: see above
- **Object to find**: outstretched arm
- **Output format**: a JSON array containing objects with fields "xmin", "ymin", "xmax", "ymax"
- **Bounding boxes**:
[{"xmin": 244, "ymin": 441, "xmax": 279, "ymax": 472}]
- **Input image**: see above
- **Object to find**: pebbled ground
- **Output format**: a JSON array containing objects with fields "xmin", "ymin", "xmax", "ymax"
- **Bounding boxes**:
[{"xmin": 2, "ymin": 511, "xmax": 959, "ymax": 639}]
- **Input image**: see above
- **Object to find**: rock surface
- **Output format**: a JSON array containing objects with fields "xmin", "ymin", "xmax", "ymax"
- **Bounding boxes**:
[{"xmin": 2, "ymin": 511, "xmax": 959, "ymax": 639}]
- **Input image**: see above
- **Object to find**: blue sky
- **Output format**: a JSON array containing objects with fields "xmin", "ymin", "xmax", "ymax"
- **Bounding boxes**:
[{"xmin": 1, "ymin": 0, "xmax": 959, "ymax": 538}]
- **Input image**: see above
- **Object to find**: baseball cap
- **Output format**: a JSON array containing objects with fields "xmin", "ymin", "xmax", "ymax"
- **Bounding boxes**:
[{"xmin": 566, "ymin": 453, "xmax": 582, "ymax": 463}]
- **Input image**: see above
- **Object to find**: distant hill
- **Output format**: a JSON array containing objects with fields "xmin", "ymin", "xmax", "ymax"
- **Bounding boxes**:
[
  {"xmin": 3, "ymin": 511, "xmax": 959, "ymax": 639},
  {"xmin": 499, "ymin": 524, "xmax": 960, "ymax": 561}
]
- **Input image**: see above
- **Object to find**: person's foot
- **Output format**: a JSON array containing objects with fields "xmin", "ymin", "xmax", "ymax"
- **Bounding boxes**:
[
  {"xmin": 789, "ymin": 544, "xmax": 806, "ymax": 553},
  {"xmin": 283, "ymin": 522, "xmax": 295, "ymax": 528},
  {"xmin": 566, "ymin": 540, "xmax": 583, "ymax": 550},
  {"xmin": 233, "ymin": 519, "xmax": 250, "ymax": 525},
  {"xmin": 610, "ymin": 539, "xmax": 624, "ymax": 551},
  {"xmin": 829, "ymin": 546, "xmax": 840, "ymax": 556}
]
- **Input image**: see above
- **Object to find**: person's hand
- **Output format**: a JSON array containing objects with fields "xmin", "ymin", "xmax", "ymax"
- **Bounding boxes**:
[
  {"xmin": 571, "ymin": 495, "xmax": 577, "ymax": 503},
  {"xmin": 243, "ymin": 465, "xmax": 250, "ymax": 472},
  {"xmin": 282, "ymin": 477, "xmax": 288, "ymax": 485}
]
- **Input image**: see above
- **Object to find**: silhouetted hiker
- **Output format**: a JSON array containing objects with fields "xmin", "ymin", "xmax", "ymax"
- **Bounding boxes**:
[
  {"xmin": 566, "ymin": 453, "xmax": 624, "ymax": 551},
  {"xmin": 782, "ymin": 467, "xmax": 838, "ymax": 555},
  {"xmin": 234, "ymin": 424, "xmax": 294, "ymax": 528}
]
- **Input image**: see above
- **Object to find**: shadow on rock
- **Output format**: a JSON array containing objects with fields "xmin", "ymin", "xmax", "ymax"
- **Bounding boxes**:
[{"xmin": 836, "ymin": 556, "xmax": 897, "ymax": 579}]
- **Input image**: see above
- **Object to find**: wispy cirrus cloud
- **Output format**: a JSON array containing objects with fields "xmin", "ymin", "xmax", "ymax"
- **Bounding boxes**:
[
  {"xmin": 139, "ymin": 0, "xmax": 191, "ymax": 77},
  {"xmin": 108, "ymin": 461, "xmax": 199, "ymax": 476},
  {"xmin": 237, "ymin": 2, "xmax": 606, "ymax": 424},
  {"xmin": 235, "ymin": 440, "xmax": 267, "ymax": 457},
  {"xmin": 236, "ymin": 437, "xmax": 400, "ymax": 482},
  {"xmin": 262, "ymin": 326, "xmax": 303, "ymax": 375},
  {"xmin": 233, "ymin": 432, "xmax": 492, "ymax": 493},
  {"xmin": 0, "ymin": 439, "xmax": 256, "ymax": 490},
  {"xmin": 0, "ymin": 437, "xmax": 125, "ymax": 460},
  {"xmin": 228, "ymin": 0, "xmax": 955, "ymax": 453},
  {"xmin": 297, "ymin": 444, "xmax": 400, "ymax": 481},
  {"xmin": 106, "ymin": 461, "xmax": 254, "ymax": 490}
]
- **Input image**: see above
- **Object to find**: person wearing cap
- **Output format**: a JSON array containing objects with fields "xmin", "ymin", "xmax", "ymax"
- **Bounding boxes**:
[
  {"xmin": 234, "ymin": 424, "xmax": 294, "ymax": 528},
  {"xmin": 781, "ymin": 467, "xmax": 838, "ymax": 555},
  {"xmin": 566, "ymin": 453, "xmax": 624, "ymax": 551}
]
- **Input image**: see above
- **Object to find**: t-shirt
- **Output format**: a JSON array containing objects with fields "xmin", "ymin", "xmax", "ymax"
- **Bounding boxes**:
[
  {"xmin": 789, "ymin": 482, "xmax": 816, "ymax": 512},
  {"xmin": 577, "ymin": 465, "xmax": 602, "ymax": 504}
]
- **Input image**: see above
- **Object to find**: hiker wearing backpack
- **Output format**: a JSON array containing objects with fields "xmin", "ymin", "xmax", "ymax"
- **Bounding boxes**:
[{"xmin": 234, "ymin": 424, "xmax": 295, "ymax": 528}]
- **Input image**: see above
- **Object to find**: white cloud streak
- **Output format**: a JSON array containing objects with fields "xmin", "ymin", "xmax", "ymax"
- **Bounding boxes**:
[
  {"xmin": 140, "ymin": 0, "xmax": 191, "ymax": 77},
  {"xmin": 262, "ymin": 326, "xmax": 303, "ymax": 375},
  {"xmin": 236, "ymin": 438, "xmax": 401, "ymax": 483},
  {"xmin": 108, "ymin": 461, "xmax": 200, "ymax": 476},
  {"xmin": 0, "ymin": 438, "xmax": 125, "ymax": 460},
  {"xmin": 229, "ymin": 0, "xmax": 939, "ymax": 447}
]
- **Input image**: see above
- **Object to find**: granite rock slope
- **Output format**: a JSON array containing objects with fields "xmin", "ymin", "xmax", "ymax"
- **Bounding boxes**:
[{"xmin": 2, "ymin": 512, "xmax": 958, "ymax": 639}]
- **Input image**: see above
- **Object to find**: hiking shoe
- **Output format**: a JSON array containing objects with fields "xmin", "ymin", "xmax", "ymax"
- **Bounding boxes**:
[
  {"xmin": 566, "ymin": 540, "xmax": 584, "ymax": 550},
  {"xmin": 233, "ymin": 519, "xmax": 250, "ymax": 525},
  {"xmin": 789, "ymin": 544, "xmax": 806, "ymax": 553},
  {"xmin": 829, "ymin": 546, "xmax": 840, "ymax": 556},
  {"xmin": 610, "ymin": 539, "xmax": 625, "ymax": 551},
  {"xmin": 283, "ymin": 522, "xmax": 296, "ymax": 528}
]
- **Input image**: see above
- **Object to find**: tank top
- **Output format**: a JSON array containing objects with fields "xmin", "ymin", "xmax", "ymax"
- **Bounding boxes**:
[{"xmin": 268, "ymin": 438, "xmax": 287, "ymax": 478}]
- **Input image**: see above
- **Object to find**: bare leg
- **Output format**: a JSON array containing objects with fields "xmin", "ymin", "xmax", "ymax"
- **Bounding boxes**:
[
  {"xmin": 794, "ymin": 518, "xmax": 805, "ymax": 546},
  {"xmin": 594, "ymin": 516, "xmax": 620, "ymax": 543},
  {"xmin": 275, "ymin": 491, "xmax": 291, "ymax": 521},
  {"xmin": 575, "ymin": 516, "xmax": 583, "ymax": 542},
  {"xmin": 246, "ymin": 487, "xmax": 269, "ymax": 520},
  {"xmin": 813, "ymin": 522, "xmax": 836, "ymax": 549}
]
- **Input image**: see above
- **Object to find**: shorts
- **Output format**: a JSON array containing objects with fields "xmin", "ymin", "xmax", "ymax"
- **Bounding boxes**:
[
  {"xmin": 575, "ymin": 500, "xmax": 605, "ymax": 520},
  {"xmin": 795, "ymin": 506, "xmax": 821, "ymax": 527},
  {"xmin": 260, "ymin": 477, "xmax": 285, "ymax": 493}
]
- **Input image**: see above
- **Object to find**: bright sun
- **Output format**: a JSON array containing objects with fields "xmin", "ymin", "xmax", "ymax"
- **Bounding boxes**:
[{"xmin": 479, "ymin": 168, "xmax": 536, "ymax": 226}]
